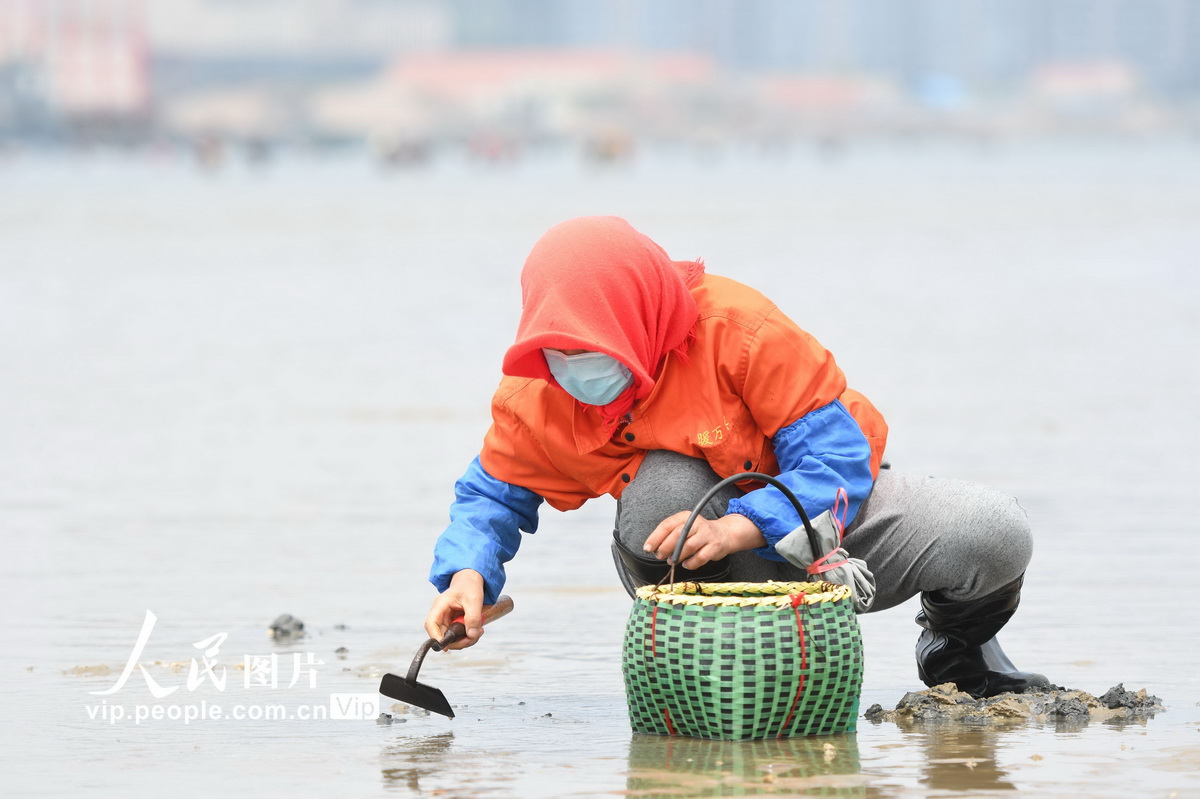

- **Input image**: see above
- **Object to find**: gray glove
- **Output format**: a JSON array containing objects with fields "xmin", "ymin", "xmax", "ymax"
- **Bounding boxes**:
[{"xmin": 774, "ymin": 509, "xmax": 876, "ymax": 614}]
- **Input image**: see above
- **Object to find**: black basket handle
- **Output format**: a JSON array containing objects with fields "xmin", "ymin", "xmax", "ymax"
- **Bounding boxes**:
[{"xmin": 663, "ymin": 472, "xmax": 820, "ymax": 587}]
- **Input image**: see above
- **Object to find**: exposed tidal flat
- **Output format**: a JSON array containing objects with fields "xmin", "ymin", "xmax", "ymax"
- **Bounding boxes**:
[{"xmin": 2, "ymin": 140, "xmax": 1199, "ymax": 797}]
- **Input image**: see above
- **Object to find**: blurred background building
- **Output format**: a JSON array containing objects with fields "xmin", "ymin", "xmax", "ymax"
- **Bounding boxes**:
[{"xmin": 1, "ymin": 0, "xmax": 1197, "ymax": 158}]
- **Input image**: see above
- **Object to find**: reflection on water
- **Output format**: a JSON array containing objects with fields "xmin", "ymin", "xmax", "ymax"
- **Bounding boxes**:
[
  {"xmin": 897, "ymin": 726, "xmax": 1016, "ymax": 794},
  {"xmin": 380, "ymin": 732, "xmax": 455, "ymax": 793},
  {"xmin": 626, "ymin": 733, "xmax": 868, "ymax": 797}
]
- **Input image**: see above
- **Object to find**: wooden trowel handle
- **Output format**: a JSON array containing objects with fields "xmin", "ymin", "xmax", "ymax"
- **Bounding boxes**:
[{"xmin": 432, "ymin": 595, "xmax": 514, "ymax": 651}]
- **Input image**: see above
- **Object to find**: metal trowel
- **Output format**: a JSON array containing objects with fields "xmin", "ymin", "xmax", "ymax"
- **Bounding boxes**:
[{"xmin": 379, "ymin": 595, "xmax": 514, "ymax": 718}]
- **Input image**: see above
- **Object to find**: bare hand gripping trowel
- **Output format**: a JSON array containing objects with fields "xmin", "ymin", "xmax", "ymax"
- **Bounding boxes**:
[{"xmin": 378, "ymin": 596, "xmax": 514, "ymax": 719}]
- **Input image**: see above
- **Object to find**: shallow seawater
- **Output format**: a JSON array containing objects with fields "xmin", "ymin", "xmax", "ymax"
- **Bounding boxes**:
[{"xmin": 3, "ymin": 140, "xmax": 1199, "ymax": 797}]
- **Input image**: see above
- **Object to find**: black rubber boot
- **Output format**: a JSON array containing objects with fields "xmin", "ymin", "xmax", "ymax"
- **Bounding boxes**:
[{"xmin": 915, "ymin": 574, "xmax": 1050, "ymax": 698}]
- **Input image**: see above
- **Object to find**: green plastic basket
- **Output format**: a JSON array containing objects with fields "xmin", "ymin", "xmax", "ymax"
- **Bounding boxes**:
[{"xmin": 621, "ymin": 580, "xmax": 864, "ymax": 741}]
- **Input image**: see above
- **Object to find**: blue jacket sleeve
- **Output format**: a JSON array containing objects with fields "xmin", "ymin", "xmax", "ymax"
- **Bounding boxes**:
[
  {"xmin": 724, "ymin": 399, "xmax": 874, "ymax": 561},
  {"xmin": 428, "ymin": 456, "xmax": 544, "ymax": 605}
]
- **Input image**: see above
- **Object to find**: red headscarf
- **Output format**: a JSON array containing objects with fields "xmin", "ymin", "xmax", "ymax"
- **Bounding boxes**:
[{"xmin": 502, "ymin": 216, "xmax": 705, "ymax": 430}]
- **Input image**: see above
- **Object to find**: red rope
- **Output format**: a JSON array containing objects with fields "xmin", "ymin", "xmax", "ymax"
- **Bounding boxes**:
[
  {"xmin": 650, "ymin": 605, "xmax": 676, "ymax": 734},
  {"xmin": 778, "ymin": 594, "xmax": 808, "ymax": 737},
  {"xmin": 807, "ymin": 550, "xmax": 848, "ymax": 577}
]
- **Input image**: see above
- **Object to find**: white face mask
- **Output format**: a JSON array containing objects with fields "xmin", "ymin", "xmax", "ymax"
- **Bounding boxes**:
[{"xmin": 542, "ymin": 349, "xmax": 634, "ymax": 406}]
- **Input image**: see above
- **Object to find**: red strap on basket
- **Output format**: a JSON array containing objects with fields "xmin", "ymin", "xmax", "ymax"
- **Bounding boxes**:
[
  {"xmin": 649, "ymin": 605, "xmax": 676, "ymax": 735},
  {"xmin": 778, "ymin": 594, "xmax": 808, "ymax": 737}
]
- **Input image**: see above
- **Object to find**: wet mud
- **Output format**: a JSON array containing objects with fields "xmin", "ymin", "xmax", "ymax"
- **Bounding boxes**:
[
  {"xmin": 863, "ymin": 682, "xmax": 1163, "ymax": 728},
  {"xmin": 10, "ymin": 148, "xmax": 1200, "ymax": 799},
  {"xmin": 268, "ymin": 614, "xmax": 305, "ymax": 638},
  {"xmin": 62, "ymin": 664, "xmax": 112, "ymax": 677}
]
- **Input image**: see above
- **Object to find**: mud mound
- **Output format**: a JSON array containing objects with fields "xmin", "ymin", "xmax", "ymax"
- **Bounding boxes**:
[
  {"xmin": 863, "ymin": 682, "xmax": 1162, "ymax": 726},
  {"xmin": 268, "ymin": 614, "xmax": 305, "ymax": 638}
]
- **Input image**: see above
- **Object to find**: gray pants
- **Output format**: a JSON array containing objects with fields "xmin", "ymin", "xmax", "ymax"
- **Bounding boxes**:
[{"xmin": 612, "ymin": 450, "xmax": 1033, "ymax": 612}]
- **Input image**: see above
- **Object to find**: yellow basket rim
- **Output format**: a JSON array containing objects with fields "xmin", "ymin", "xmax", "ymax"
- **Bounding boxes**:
[{"xmin": 633, "ymin": 580, "xmax": 852, "ymax": 608}]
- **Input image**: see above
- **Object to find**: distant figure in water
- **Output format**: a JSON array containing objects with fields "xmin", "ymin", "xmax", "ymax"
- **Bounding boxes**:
[{"xmin": 424, "ymin": 216, "xmax": 1048, "ymax": 698}]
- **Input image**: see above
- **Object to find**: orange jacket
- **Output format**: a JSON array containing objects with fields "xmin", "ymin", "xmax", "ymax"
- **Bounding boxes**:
[{"xmin": 479, "ymin": 273, "xmax": 888, "ymax": 511}]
